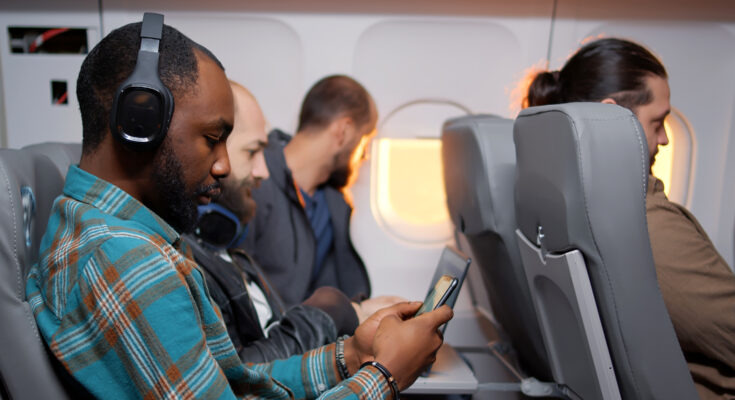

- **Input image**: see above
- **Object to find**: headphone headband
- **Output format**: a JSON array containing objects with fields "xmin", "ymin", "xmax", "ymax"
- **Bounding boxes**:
[{"xmin": 140, "ymin": 12, "xmax": 163, "ymax": 40}]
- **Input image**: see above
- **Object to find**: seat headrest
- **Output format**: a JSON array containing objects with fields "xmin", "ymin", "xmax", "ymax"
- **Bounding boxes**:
[
  {"xmin": 22, "ymin": 142, "xmax": 81, "ymax": 176},
  {"xmin": 0, "ymin": 149, "xmax": 68, "ymax": 275},
  {"xmin": 442, "ymin": 115, "xmax": 515, "ymax": 235},
  {"xmin": 514, "ymin": 103, "xmax": 648, "ymax": 254},
  {"xmin": 0, "ymin": 145, "xmax": 71, "ymax": 398}
]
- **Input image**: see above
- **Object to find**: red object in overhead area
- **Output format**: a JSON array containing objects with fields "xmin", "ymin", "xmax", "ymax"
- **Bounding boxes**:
[{"xmin": 29, "ymin": 28, "xmax": 70, "ymax": 53}]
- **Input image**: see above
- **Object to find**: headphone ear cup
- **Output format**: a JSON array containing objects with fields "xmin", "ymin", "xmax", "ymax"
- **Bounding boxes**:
[
  {"xmin": 195, "ymin": 204, "xmax": 243, "ymax": 249},
  {"xmin": 109, "ymin": 13, "xmax": 173, "ymax": 151},
  {"xmin": 118, "ymin": 89, "xmax": 161, "ymax": 139},
  {"xmin": 110, "ymin": 82, "xmax": 173, "ymax": 150}
]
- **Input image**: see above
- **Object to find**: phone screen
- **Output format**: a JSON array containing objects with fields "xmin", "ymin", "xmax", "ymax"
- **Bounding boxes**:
[{"xmin": 415, "ymin": 274, "xmax": 457, "ymax": 317}]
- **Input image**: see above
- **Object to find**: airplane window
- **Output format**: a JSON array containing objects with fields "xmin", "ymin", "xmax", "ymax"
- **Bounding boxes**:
[
  {"xmin": 366, "ymin": 99, "xmax": 469, "ymax": 244},
  {"xmin": 651, "ymin": 107, "xmax": 696, "ymax": 206},
  {"xmin": 652, "ymin": 121, "xmax": 675, "ymax": 196},
  {"xmin": 371, "ymin": 137, "xmax": 453, "ymax": 243}
]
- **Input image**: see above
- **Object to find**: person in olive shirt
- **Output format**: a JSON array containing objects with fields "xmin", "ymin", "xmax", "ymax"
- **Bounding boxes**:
[{"xmin": 524, "ymin": 37, "xmax": 735, "ymax": 399}]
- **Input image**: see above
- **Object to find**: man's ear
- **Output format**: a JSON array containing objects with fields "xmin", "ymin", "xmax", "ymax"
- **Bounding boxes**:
[
  {"xmin": 331, "ymin": 117, "xmax": 352, "ymax": 146},
  {"xmin": 601, "ymin": 98, "xmax": 618, "ymax": 105}
]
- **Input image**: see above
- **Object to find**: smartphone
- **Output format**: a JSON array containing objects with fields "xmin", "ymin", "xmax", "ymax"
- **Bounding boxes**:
[{"xmin": 415, "ymin": 274, "xmax": 458, "ymax": 317}]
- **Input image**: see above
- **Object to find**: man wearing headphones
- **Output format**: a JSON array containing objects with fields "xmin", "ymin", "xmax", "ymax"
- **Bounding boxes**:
[{"xmin": 26, "ymin": 15, "xmax": 451, "ymax": 399}]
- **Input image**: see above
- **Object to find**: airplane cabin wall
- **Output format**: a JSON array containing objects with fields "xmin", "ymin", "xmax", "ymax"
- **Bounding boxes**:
[
  {"xmin": 1, "ymin": 0, "xmax": 734, "ymax": 304},
  {"xmin": 0, "ymin": 2, "xmax": 101, "ymax": 148},
  {"xmin": 348, "ymin": 16, "xmax": 552, "ymax": 300}
]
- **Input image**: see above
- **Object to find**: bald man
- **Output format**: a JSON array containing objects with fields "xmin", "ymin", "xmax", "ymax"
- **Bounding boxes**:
[{"xmin": 183, "ymin": 82, "xmax": 400, "ymax": 363}]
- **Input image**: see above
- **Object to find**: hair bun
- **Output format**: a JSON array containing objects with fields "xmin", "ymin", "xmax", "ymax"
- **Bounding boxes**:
[{"xmin": 524, "ymin": 70, "xmax": 561, "ymax": 108}]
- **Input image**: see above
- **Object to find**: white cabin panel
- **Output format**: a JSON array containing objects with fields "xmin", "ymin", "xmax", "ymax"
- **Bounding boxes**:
[{"xmin": 0, "ymin": 7, "xmax": 100, "ymax": 148}]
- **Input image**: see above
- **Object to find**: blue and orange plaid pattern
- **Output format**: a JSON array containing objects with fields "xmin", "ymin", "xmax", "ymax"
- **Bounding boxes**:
[{"xmin": 26, "ymin": 165, "xmax": 392, "ymax": 399}]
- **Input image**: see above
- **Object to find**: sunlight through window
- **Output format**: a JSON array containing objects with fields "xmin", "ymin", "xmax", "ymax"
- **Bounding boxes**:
[
  {"xmin": 372, "ymin": 138, "xmax": 452, "ymax": 243},
  {"xmin": 651, "ymin": 119, "xmax": 675, "ymax": 197},
  {"xmin": 650, "ymin": 108, "xmax": 695, "ymax": 205}
]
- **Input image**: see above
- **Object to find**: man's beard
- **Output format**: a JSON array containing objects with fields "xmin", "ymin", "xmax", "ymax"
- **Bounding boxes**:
[
  {"xmin": 218, "ymin": 175, "xmax": 258, "ymax": 224},
  {"xmin": 151, "ymin": 143, "xmax": 220, "ymax": 233},
  {"xmin": 649, "ymin": 152, "xmax": 657, "ymax": 173},
  {"xmin": 326, "ymin": 164, "xmax": 351, "ymax": 189},
  {"xmin": 326, "ymin": 149, "xmax": 354, "ymax": 189}
]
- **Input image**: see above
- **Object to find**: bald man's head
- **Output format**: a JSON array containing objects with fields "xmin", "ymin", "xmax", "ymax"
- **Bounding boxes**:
[
  {"xmin": 211, "ymin": 81, "xmax": 270, "ymax": 225},
  {"xmin": 227, "ymin": 81, "xmax": 269, "ymax": 182}
]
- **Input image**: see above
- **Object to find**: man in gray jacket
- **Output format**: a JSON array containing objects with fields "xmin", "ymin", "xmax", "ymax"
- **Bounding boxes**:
[{"xmin": 243, "ymin": 75, "xmax": 376, "ymax": 306}]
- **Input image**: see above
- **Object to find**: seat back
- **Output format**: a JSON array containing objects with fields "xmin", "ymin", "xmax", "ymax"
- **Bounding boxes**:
[
  {"xmin": 0, "ymin": 142, "xmax": 80, "ymax": 399},
  {"xmin": 23, "ymin": 142, "xmax": 82, "ymax": 176},
  {"xmin": 441, "ymin": 115, "xmax": 551, "ymax": 380},
  {"xmin": 513, "ymin": 103, "xmax": 697, "ymax": 399}
]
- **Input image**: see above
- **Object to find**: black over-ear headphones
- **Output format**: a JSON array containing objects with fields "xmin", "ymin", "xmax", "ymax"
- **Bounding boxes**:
[{"xmin": 109, "ymin": 13, "xmax": 174, "ymax": 150}]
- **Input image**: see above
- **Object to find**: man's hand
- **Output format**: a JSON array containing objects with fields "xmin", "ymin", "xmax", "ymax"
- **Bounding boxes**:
[
  {"xmin": 343, "ymin": 303, "xmax": 453, "ymax": 391},
  {"xmin": 343, "ymin": 302, "xmax": 421, "ymax": 375},
  {"xmin": 351, "ymin": 296, "xmax": 407, "ymax": 324},
  {"xmin": 372, "ymin": 305, "xmax": 453, "ymax": 390}
]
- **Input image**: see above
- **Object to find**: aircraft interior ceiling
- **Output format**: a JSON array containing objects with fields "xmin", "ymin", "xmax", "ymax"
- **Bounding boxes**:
[{"xmin": 1, "ymin": 0, "xmax": 734, "ymax": 305}]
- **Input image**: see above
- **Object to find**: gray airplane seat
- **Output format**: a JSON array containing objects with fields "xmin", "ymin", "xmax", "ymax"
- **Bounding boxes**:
[
  {"xmin": 23, "ymin": 142, "xmax": 82, "ymax": 177},
  {"xmin": 0, "ymin": 142, "xmax": 81, "ymax": 399},
  {"xmin": 441, "ymin": 114, "xmax": 552, "ymax": 382},
  {"xmin": 513, "ymin": 103, "xmax": 698, "ymax": 399}
]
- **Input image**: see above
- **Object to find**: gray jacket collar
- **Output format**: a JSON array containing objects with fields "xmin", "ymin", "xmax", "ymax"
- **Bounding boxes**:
[{"xmin": 264, "ymin": 129, "xmax": 300, "ymax": 203}]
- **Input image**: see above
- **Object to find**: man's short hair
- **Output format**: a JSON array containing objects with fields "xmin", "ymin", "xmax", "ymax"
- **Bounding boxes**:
[
  {"xmin": 76, "ymin": 21, "xmax": 224, "ymax": 154},
  {"xmin": 297, "ymin": 75, "xmax": 372, "ymax": 133}
]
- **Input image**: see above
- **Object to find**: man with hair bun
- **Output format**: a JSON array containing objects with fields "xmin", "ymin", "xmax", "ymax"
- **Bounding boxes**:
[{"xmin": 524, "ymin": 37, "xmax": 735, "ymax": 399}]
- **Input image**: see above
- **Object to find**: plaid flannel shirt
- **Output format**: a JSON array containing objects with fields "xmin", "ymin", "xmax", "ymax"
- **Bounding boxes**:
[{"xmin": 26, "ymin": 165, "xmax": 392, "ymax": 399}]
